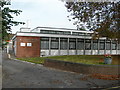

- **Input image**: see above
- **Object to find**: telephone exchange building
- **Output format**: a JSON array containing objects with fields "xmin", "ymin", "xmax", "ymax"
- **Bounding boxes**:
[{"xmin": 11, "ymin": 27, "xmax": 120, "ymax": 58}]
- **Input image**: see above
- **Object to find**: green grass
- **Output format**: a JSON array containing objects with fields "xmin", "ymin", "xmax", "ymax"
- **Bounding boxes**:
[
  {"xmin": 17, "ymin": 55, "xmax": 120, "ymax": 65},
  {"xmin": 17, "ymin": 57, "xmax": 46, "ymax": 64}
]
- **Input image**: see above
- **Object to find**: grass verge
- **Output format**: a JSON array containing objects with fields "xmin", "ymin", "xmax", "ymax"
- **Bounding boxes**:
[{"xmin": 17, "ymin": 55, "xmax": 120, "ymax": 65}]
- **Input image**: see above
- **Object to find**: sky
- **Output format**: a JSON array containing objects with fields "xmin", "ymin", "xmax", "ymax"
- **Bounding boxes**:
[{"xmin": 10, "ymin": 0, "xmax": 76, "ymax": 34}]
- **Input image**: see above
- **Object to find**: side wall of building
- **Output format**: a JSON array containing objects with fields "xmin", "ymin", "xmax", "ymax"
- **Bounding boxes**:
[{"xmin": 16, "ymin": 36, "xmax": 40, "ymax": 58}]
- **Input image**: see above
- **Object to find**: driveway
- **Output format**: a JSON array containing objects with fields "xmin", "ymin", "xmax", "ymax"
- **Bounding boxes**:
[{"xmin": 2, "ymin": 52, "xmax": 119, "ymax": 88}]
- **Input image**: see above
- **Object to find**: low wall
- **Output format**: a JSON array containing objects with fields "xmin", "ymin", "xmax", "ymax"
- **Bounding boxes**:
[{"xmin": 44, "ymin": 59, "xmax": 120, "ymax": 75}]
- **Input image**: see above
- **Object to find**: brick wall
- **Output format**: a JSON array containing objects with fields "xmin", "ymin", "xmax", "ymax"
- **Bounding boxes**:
[
  {"xmin": 44, "ymin": 59, "xmax": 120, "ymax": 75},
  {"xmin": 16, "ymin": 36, "xmax": 40, "ymax": 58}
]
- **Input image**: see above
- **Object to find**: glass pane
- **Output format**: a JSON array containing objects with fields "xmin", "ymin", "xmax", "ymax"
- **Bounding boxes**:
[
  {"xmin": 72, "ymin": 32, "xmax": 78, "ymax": 36},
  {"xmin": 93, "ymin": 43, "xmax": 98, "ymax": 50},
  {"xmin": 106, "ymin": 42, "xmax": 111, "ymax": 50},
  {"xmin": 41, "ymin": 41, "xmax": 49, "ymax": 49},
  {"xmin": 85, "ymin": 43, "xmax": 91, "ymax": 50},
  {"xmin": 41, "ymin": 37, "xmax": 49, "ymax": 49},
  {"xmin": 51, "ymin": 41, "xmax": 58, "ymax": 49},
  {"xmin": 78, "ymin": 32, "xmax": 85, "ymax": 36},
  {"xmin": 77, "ymin": 38, "xmax": 84, "ymax": 50},
  {"xmin": 69, "ymin": 39, "xmax": 76, "ymax": 49},
  {"xmin": 40, "ymin": 30, "xmax": 49, "ymax": 34},
  {"xmin": 41, "ymin": 37, "xmax": 49, "ymax": 40},
  {"xmin": 99, "ymin": 40, "xmax": 105, "ymax": 50},
  {"xmin": 85, "ymin": 40, "xmax": 91, "ymax": 50},
  {"xmin": 112, "ymin": 43, "xmax": 116, "ymax": 50},
  {"xmin": 69, "ymin": 42, "xmax": 76, "ymax": 49},
  {"xmin": 60, "ymin": 41, "xmax": 67, "ymax": 50},
  {"xmin": 99, "ymin": 43, "xmax": 105, "ymax": 50},
  {"xmin": 60, "ymin": 38, "xmax": 68, "ymax": 50},
  {"xmin": 77, "ymin": 42, "xmax": 84, "ymax": 50},
  {"xmin": 93, "ymin": 40, "xmax": 98, "ymax": 50},
  {"xmin": 63, "ymin": 31, "xmax": 71, "ymax": 35},
  {"xmin": 51, "ymin": 38, "xmax": 59, "ymax": 49}
]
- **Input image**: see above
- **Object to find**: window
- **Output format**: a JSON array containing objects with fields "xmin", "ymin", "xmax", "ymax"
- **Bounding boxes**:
[
  {"xmin": 60, "ymin": 38, "xmax": 68, "ymax": 50},
  {"xmin": 78, "ymin": 32, "xmax": 85, "ymax": 36},
  {"xmin": 93, "ymin": 40, "xmax": 98, "ymax": 50},
  {"xmin": 72, "ymin": 32, "xmax": 78, "ymax": 36},
  {"xmin": 20, "ymin": 43, "xmax": 25, "ymax": 46},
  {"xmin": 69, "ymin": 38, "xmax": 76, "ymax": 49},
  {"xmin": 85, "ymin": 39, "xmax": 91, "ymax": 50},
  {"xmin": 49, "ymin": 31, "xmax": 56, "ymax": 34},
  {"xmin": 51, "ymin": 38, "xmax": 59, "ymax": 49},
  {"xmin": 41, "ymin": 37, "xmax": 49, "ymax": 49},
  {"xmin": 63, "ymin": 31, "xmax": 71, "ymax": 35},
  {"xmin": 99, "ymin": 40, "xmax": 105, "ymax": 50},
  {"xmin": 56, "ymin": 31, "xmax": 63, "ymax": 35},
  {"xmin": 27, "ymin": 43, "xmax": 32, "ymax": 46},
  {"xmin": 86, "ymin": 33, "xmax": 91, "ymax": 36},
  {"xmin": 40, "ymin": 30, "xmax": 49, "ymax": 34},
  {"xmin": 106, "ymin": 41, "xmax": 111, "ymax": 50},
  {"xmin": 77, "ymin": 39, "xmax": 84, "ymax": 50},
  {"xmin": 112, "ymin": 43, "xmax": 116, "ymax": 50}
]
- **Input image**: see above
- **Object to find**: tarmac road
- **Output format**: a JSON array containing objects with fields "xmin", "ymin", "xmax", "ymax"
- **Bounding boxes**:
[{"xmin": 2, "ymin": 51, "xmax": 119, "ymax": 89}]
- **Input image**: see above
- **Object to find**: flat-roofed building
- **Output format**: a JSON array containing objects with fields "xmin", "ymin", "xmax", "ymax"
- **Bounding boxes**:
[{"xmin": 10, "ymin": 27, "xmax": 120, "ymax": 58}]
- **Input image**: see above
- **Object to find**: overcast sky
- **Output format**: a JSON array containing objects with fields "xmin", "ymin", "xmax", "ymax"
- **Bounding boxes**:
[{"xmin": 10, "ymin": 0, "xmax": 76, "ymax": 33}]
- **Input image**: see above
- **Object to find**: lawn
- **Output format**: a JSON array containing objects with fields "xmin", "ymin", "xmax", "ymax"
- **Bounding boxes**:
[{"xmin": 17, "ymin": 55, "xmax": 120, "ymax": 65}]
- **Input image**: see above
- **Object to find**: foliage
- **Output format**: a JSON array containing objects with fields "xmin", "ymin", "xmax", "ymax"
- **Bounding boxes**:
[
  {"xmin": 64, "ymin": 1, "xmax": 120, "ymax": 39},
  {"xmin": 0, "ymin": 0, "xmax": 25, "ymax": 47}
]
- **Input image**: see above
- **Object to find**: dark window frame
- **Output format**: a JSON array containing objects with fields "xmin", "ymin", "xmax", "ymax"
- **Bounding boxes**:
[
  {"xmin": 40, "ymin": 37, "xmax": 49, "ymax": 49},
  {"xmin": 60, "ymin": 38, "xmax": 68, "ymax": 50},
  {"xmin": 77, "ymin": 39, "xmax": 84, "ymax": 50},
  {"xmin": 51, "ymin": 38, "xmax": 59, "ymax": 49},
  {"xmin": 69, "ymin": 38, "xmax": 76, "ymax": 50},
  {"xmin": 85, "ymin": 39, "xmax": 91, "ymax": 50}
]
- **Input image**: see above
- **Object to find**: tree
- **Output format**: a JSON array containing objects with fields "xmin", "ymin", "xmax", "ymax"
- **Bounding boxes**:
[
  {"xmin": 0, "ymin": 0, "xmax": 25, "ymax": 47},
  {"xmin": 65, "ymin": 1, "xmax": 120, "ymax": 40}
]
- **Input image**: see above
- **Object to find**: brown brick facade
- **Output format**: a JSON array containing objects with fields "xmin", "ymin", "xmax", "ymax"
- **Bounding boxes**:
[
  {"xmin": 44, "ymin": 59, "xmax": 120, "ymax": 75},
  {"xmin": 16, "ymin": 36, "xmax": 40, "ymax": 58}
]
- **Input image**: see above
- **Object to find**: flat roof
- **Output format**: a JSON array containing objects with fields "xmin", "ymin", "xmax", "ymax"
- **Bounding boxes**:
[
  {"xmin": 12, "ymin": 32, "xmax": 106, "ymax": 40},
  {"xmin": 12, "ymin": 27, "xmax": 107, "ymax": 40},
  {"xmin": 31, "ymin": 26, "xmax": 93, "ymax": 33}
]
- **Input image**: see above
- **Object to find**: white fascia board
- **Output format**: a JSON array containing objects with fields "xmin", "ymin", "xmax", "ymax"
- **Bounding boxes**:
[
  {"xmin": 73, "ymin": 30, "xmax": 93, "ymax": 33},
  {"xmin": 34, "ymin": 27, "xmax": 93, "ymax": 34},
  {"xmin": 36, "ymin": 27, "xmax": 76, "ymax": 31},
  {"xmin": 41, "ymin": 28, "xmax": 93, "ymax": 33},
  {"xmin": 16, "ymin": 32, "xmax": 93, "ymax": 39},
  {"xmin": 99, "ymin": 37, "xmax": 107, "ymax": 39}
]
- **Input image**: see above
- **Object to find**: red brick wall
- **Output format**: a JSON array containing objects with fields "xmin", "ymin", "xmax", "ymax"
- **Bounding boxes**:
[{"xmin": 16, "ymin": 36, "xmax": 40, "ymax": 58}]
